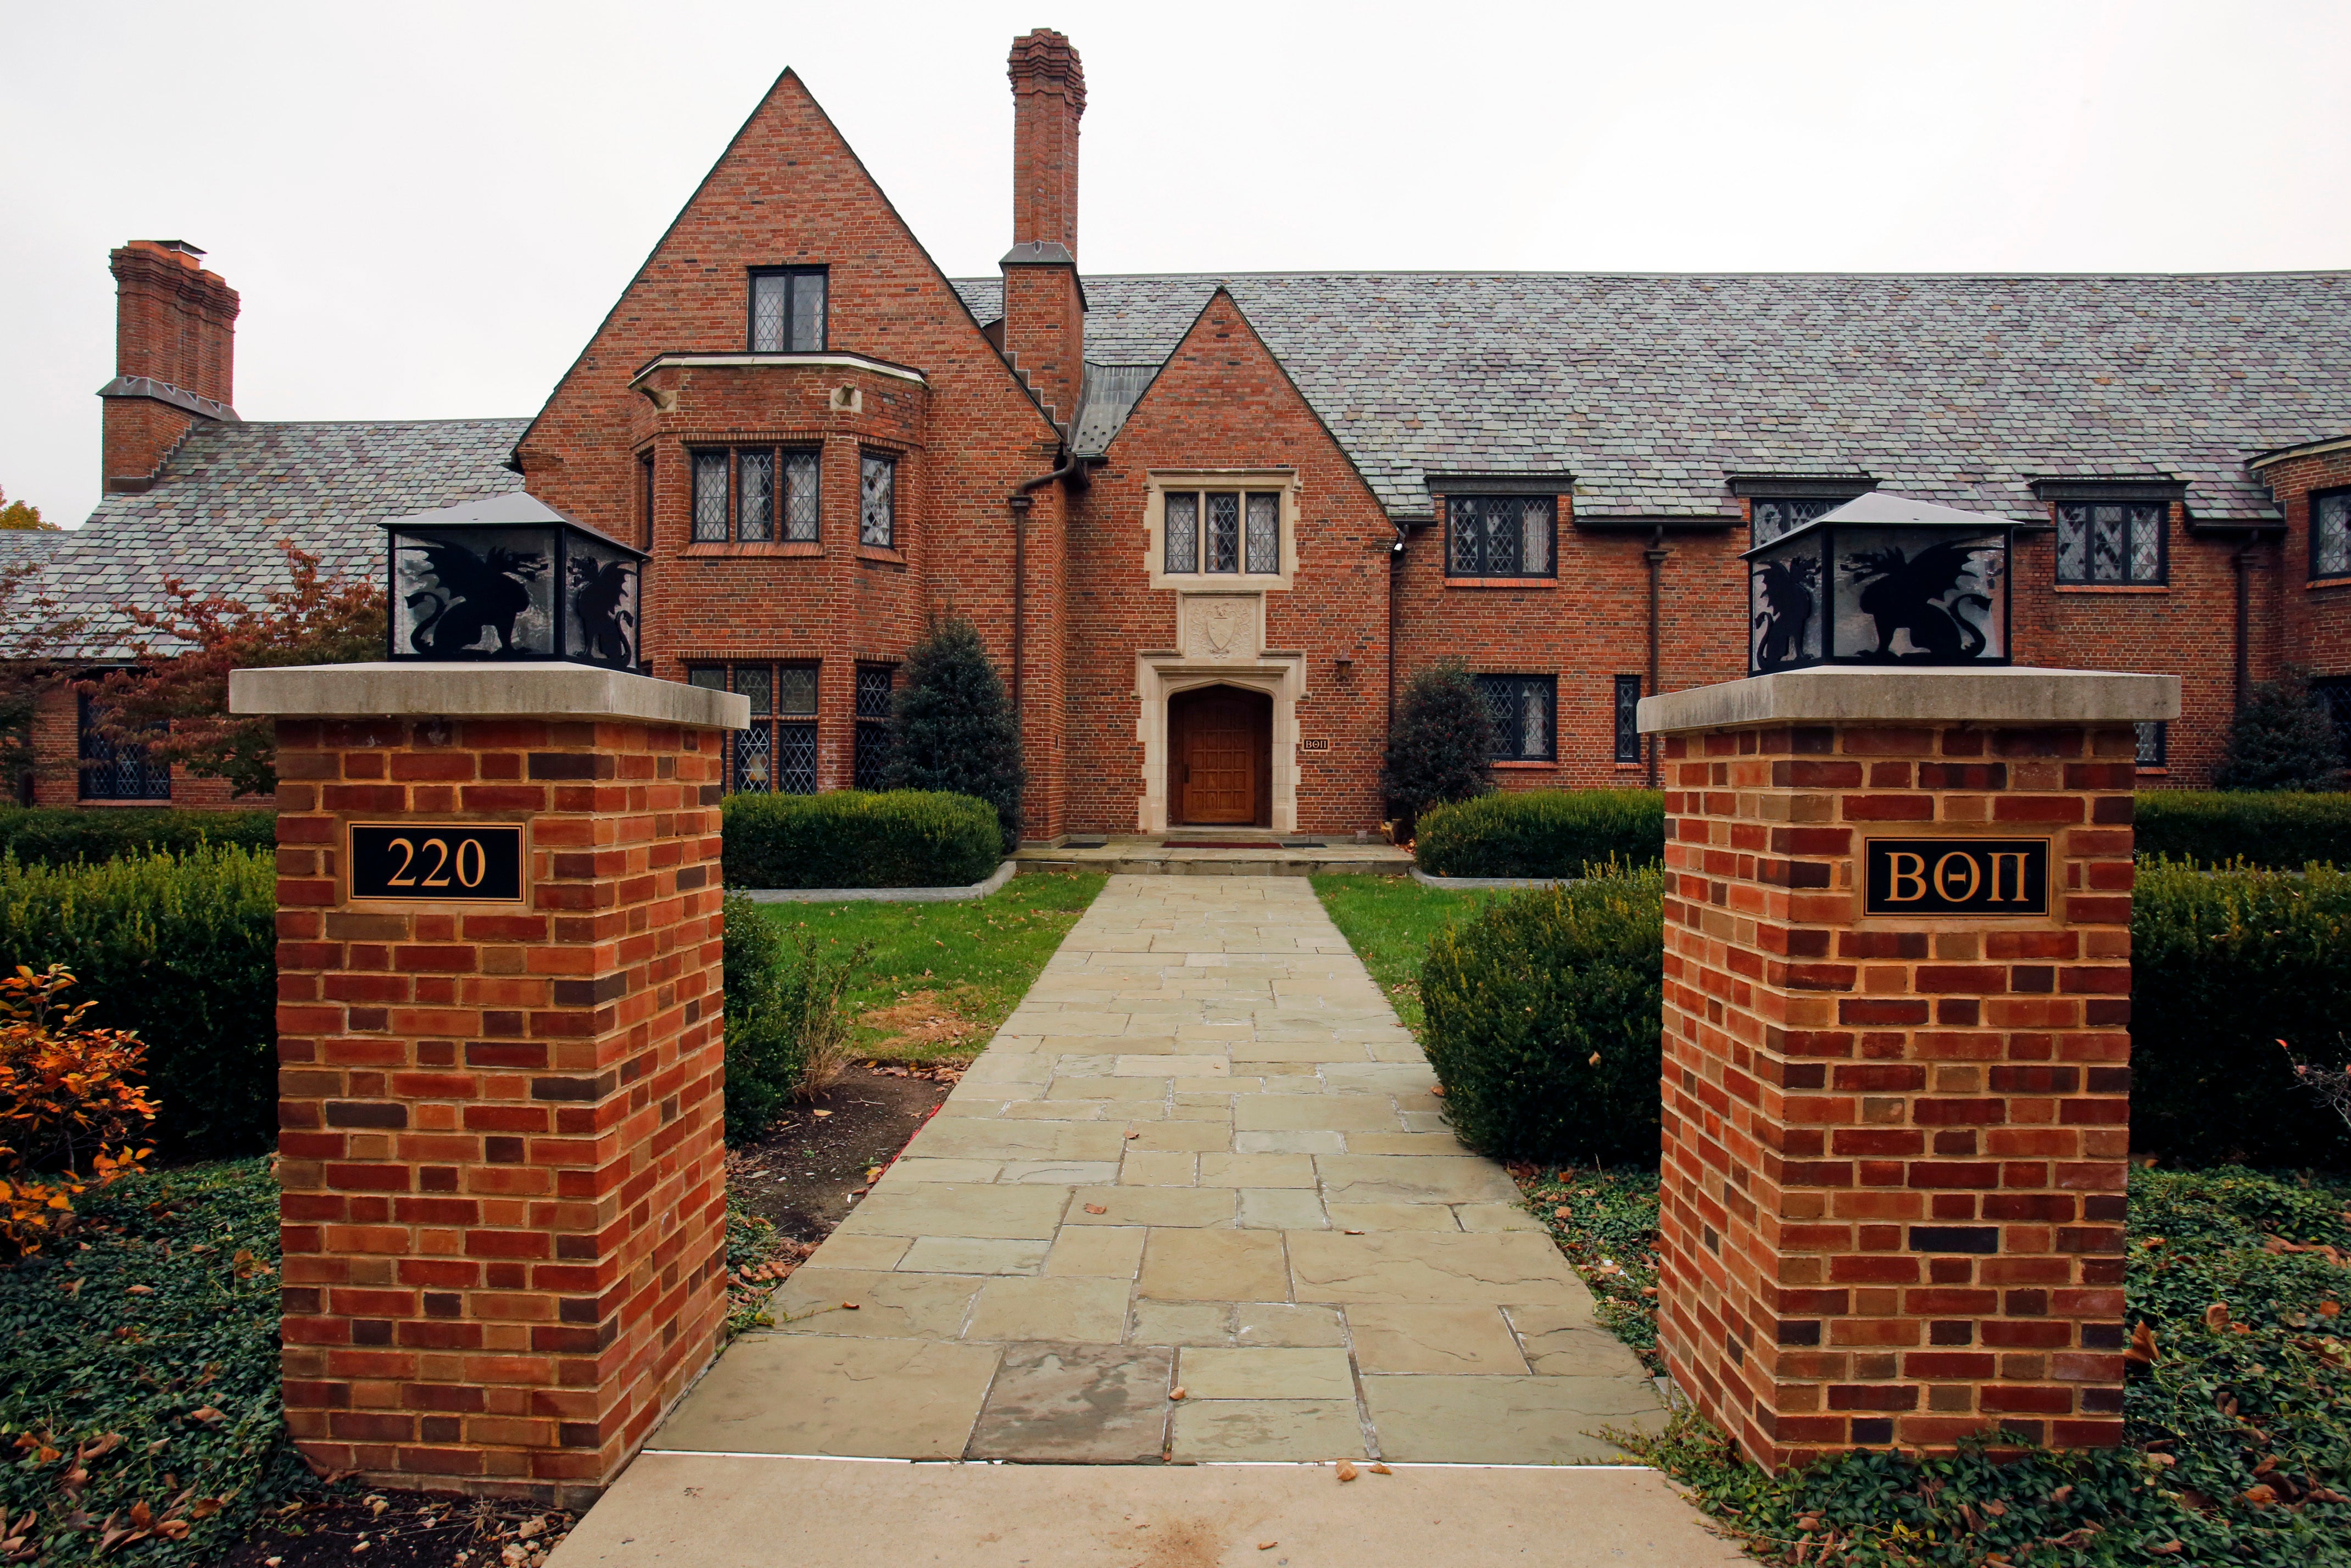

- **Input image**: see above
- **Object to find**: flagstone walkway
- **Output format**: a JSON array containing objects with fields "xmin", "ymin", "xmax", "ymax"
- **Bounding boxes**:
[{"xmin": 656, "ymin": 875, "xmax": 1668, "ymax": 1465}]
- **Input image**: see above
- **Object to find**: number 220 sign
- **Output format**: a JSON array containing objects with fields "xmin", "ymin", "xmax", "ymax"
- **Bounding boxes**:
[{"xmin": 349, "ymin": 823, "xmax": 525, "ymax": 902}]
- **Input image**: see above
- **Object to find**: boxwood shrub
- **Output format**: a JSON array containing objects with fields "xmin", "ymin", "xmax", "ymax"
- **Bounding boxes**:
[
  {"xmin": 1414, "ymin": 788, "xmax": 1664, "ymax": 878},
  {"xmin": 2132, "ymin": 856, "xmax": 2351, "ymax": 1168},
  {"xmin": 1418, "ymin": 867, "xmax": 1664, "ymax": 1163},
  {"xmin": 0, "ymin": 844, "xmax": 278, "ymax": 1158},
  {"xmin": 721, "ymin": 789, "xmax": 1001, "ymax": 890},
  {"xmin": 2134, "ymin": 790, "xmax": 2351, "ymax": 870},
  {"xmin": 0, "ymin": 805, "xmax": 274, "ymax": 866}
]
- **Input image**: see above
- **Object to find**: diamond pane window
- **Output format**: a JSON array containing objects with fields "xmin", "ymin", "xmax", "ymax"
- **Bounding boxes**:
[
  {"xmin": 1473, "ymin": 674, "xmax": 1556, "ymax": 762},
  {"xmin": 861, "ymin": 454, "xmax": 896, "ymax": 548},
  {"xmin": 737, "ymin": 450, "xmax": 774, "ymax": 543},
  {"xmin": 1206, "ymin": 493, "xmax": 1240, "ymax": 572},
  {"xmin": 776, "ymin": 664, "xmax": 817, "ymax": 716},
  {"xmin": 1752, "ymin": 497, "xmax": 1841, "ymax": 547},
  {"xmin": 692, "ymin": 453, "xmax": 730, "ymax": 543},
  {"xmin": 76, "ymin": 694, "xmax": 169, "ymax": 801},
  {"xmin": 2055, "ymin": 502, "xmax": 2165, "ymax": 585},
  {"xmin": 855, "ymin": 664, "xmax": 896, "ymax": 720},
  {"xmin": 1446, "ymin": 496, "xmax": 1555, "ymax": 578},
  {"xmin": 697, "ymin": 662, "xmax": 821, "ymax": 793},
  {"xmin": 775, "ymin": 722, "xmax": 818, "ymax": 794},
  {"xmin": 1614, "ymin": 675, "xmax": 1642, "ymax": 764},
  {"xmin": 1245, "ymin": 493, "xmax": 1280, "ymax": 574},
  {"xmin": 736, "ymin": 666, "xmax": 771, "ymax": 718},
  {"xmin": 1165, "ymin": 492, "xmax": 1199, "ymax": 573},
  {"xmin": 734, "ymin": 725, "xmax": 775, "ymax": 792},
  {"xmin": 2314, "ymin": 490, "xmax": 2351, "ymax": 581},
  {"xmin": 1746, "ymin": 491, "xmax": 2011, "ymax": 673},
  {"xmin": 749, "ymin": 266, "xmax": 826, "ymax": 353},
  {"xmin": 2136, "ymin": 720, "xmax": 2168, "ymax": 769},
  {"xmin": 783, "ymin": 451, "xmax": 821, "ymax": 542}
]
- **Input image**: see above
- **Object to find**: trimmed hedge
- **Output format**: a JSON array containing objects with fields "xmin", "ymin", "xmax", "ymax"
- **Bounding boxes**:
[
  {"xmin": 2132, "ymin": 857, "xmax": 2351, "ymax": 1168},
  {"xmin": 2135, "ymin": 790, "xmax": 2351, "ymax": 870},
  {"xmin": 1418, "ymin": 868, "xmax": 1664, "ymax": 1163},
  {"xmin": 0, "ymin": 806, "xmax": 274, "ymax": 866},
  {"xmin": 0, "ymin": 845, "xmax": 278, "ymax": 1159},
  {"xmin": 1415, "ymin": 788, "xmax": 1664, "ymax": 878},
  {"xmin": 721, "ymin": 789, "xmax": 1001, "ymax": 890}
]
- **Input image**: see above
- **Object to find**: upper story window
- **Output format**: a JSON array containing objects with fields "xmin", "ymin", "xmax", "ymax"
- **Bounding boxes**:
[
  {"xmin": 1162, "ymin": 490, "xmax": 1283, "ymax": 576},
  {"xmin": 1751, "ymin": 496, "xmax": 1843, "ymax": 546},
  {"xmin": 692, "ymin": 447, "xmax": 820, "ymax": 544},
  {"xmin": 749, "ymin": 267, "xmax": 827, "ymax": 353},
  {"xmin": 2056, "ymin": 501, "xmax": 2166, "ymax": 585},
  {"xmin": 1475, "ymin": 673, "xmax": 1556, "ymax": 763},
  {"xmin": 860, "ymin": 454, "xmax": 897, "ymax": 548},
  {"xmin": 1447, "ymin": 496, "xmax": 1555, "ymax": 578},
  {"xmin": 2313, "ymin": 488, "xmax": 2351, "ymax": 582}
]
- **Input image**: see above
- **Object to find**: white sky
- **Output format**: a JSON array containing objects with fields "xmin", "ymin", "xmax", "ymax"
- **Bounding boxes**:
[{"xmin": 3, "ymin": 0, "xmax": 2346, "ymax": 531}]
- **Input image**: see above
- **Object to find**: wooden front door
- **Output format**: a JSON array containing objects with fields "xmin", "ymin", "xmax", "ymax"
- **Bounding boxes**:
[{"xmin": 1170, "ymin": 687, "xmax": 1271, "ymax": 826}]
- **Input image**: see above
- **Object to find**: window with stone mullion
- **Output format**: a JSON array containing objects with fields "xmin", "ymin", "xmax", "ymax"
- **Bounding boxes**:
[{"xmin": 1447, "ymin": 496, "xmax": 1555, "ymax": 578}]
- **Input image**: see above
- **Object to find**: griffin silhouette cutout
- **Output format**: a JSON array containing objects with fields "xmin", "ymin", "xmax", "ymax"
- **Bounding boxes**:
[
  {"xmin": 401, "ymin": 537, "xmax": 548, "ymax": 656},
  {"xmin": 1841, "ymin": 539, "xmax": 1997, "ymax": 661},
  {"xmin": 1752, "ymin": 557, "xmax": 1818, "ymax": 671},
  {"xmin": 568, "ymin": 554, "xmax": 637, "ymax": 667}
]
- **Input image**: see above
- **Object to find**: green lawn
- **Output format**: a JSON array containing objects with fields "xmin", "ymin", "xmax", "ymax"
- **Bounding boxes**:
[
  {"xmin": 1309, "ymin": 873, "xmax": 1506, "ymax": 1034},
  {"xmin": 751, "ymin": 871, "xmax": 1105, "ymax": 1063}
]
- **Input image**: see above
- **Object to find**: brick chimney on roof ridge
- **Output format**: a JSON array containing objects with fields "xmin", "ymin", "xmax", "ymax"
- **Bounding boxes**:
[
  {"xmin": 1001, "ymin": 29, "xmax": 1085, "ymax": 435},
  {"xmin": 100, "ymin": 240, "xmax": 240, "ymax": 494}
]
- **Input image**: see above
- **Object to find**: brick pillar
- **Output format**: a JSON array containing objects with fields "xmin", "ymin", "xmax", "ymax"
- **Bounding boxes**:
[
  {"xmin": 230, "ymin": 663, "xmax": 748, "ymax": 1505},
  {"xmin": 1639, "ymin": 667, "xmax": 2175, "ymax": 1471}
]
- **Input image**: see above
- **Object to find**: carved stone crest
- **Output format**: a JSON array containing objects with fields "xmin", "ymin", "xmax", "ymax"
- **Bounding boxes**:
[{"xmin": 1182, "ymin": 595, "xmax": 1259, "ymax": 661}]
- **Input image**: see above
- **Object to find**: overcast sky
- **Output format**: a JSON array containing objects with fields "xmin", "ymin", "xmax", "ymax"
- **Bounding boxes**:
[{"xmin": 4, "ymin": 0, "xmax": 2346, "ymax": 530}]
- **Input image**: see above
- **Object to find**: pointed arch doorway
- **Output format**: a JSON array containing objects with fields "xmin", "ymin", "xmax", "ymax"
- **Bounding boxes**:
[{"xmin": 1168, "ymin": 684, "xmax": 1272, "ymax": 827}]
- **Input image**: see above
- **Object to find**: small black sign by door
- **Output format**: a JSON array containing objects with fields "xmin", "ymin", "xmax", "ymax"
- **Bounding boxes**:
[
  {"xmin": 349, "ymin": 823, "xmax": 525, "ymax": 903},
  {"xmin": 1863, "ymin": 837, "xmax": 2048, "ymax": 916}
]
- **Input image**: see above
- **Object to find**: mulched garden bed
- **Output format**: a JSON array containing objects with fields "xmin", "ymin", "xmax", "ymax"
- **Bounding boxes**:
[
  {"xmin": 725, "ymin": 1062, "xmax": 958, "ymax": 1243},
  {"xmin": 207, "ymin": 1491, "xmax": 574, "ymax": 1568}
]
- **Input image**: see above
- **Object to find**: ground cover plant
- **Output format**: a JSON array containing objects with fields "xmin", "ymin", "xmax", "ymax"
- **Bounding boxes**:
[{"xmin": 1308, "ymin": 873, "xmax": 1492, "ymax": 1034}]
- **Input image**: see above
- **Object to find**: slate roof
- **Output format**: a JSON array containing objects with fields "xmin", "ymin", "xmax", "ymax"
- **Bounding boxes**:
[
  {"xmin": 41, "ymin": 418, "xmax": 527, "ymax": 656},
  {"xmin": 953, "ymin": 271, "xmax": 2351, "ymax": 523}
]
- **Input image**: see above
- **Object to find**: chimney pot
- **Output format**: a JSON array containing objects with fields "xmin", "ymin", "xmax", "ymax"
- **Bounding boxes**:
[
  {"xmin": 1001, "ymin": 32, "xmax": 1087, "ymax": 436},
  {"xmin": 101, "ymin": 241, "xmax": 239, "ymax": 492}
]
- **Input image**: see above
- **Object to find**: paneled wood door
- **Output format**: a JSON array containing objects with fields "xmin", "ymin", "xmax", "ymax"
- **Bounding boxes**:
[{"xmin": 1170, "ymin": 687, "xmax": 1271, "ymax": 826}]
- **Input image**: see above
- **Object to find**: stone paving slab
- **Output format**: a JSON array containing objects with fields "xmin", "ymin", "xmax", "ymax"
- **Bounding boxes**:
[{"xmin": 666, "ymin": 875, "xmax": 1667, "ymax": 1469}]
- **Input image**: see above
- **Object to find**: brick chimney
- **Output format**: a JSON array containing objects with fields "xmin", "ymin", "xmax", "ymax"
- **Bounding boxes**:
[
  {"xmin": 1001, "ymin": 30, "xmax": 1085, "ymax": 434},
  {"xmin": 99, "ymin": 241, "xmax": 239, "ymax": 494}
]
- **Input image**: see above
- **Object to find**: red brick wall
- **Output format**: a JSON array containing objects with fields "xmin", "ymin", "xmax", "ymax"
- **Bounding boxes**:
[
  {"xmin": 2261, "ymin": 449, "xmax": 2351, "ymax": 682},
  {"xmin": 1656, "ymin": 718, "xmax": 2133, "ymax": 1470},
  {"xmin": 25, "ymin": 685, "xmax": 246, "ymax": 810},
  {"xmin": 104, "ymin": 242, "xmax": 238, "ymax": 492},
  {"xmin": 271, "ymin": 714, "xmax": 728, "ymax": 1503}
]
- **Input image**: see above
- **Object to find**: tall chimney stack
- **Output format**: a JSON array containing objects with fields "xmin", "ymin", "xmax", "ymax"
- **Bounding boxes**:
[
  {"xmin": 99, "ymin": 241, "xmax": 239, "ymax": 494},
  {"xmin": 1001, "ymin": 30, "xmax": 1086, "ymax": 434}
]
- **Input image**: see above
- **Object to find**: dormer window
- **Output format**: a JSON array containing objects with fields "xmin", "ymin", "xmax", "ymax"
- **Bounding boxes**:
[
  {"xmin": 749, "ymin": 266, "xmax": 827, "ymax": 353},
  {"xmin": 1751, "ymin": 497, "xmax": 1843, "ymax": 546},
  {"xmin": 2055, "ymin": 501, "xmax": 2166, "ymax": 585},
  {"xmin": 1447, "ymin": 496, "xmax": 1555, "ymax": 578}
]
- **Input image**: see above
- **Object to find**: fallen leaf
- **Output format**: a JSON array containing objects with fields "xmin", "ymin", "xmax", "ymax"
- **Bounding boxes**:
[
  {"xmin": 2148, "ymin": 1544, "xmax": 2182, "ymax": 1558},
  {"xmin": 1257, "ymin": 1543, "xmax": 1277, "ymax": 1552},
  {"xmin": 2126, "ymin": 1321, "xmax": 2159, "ymax": 1364},
  {"xmin": 124, "ymin": 1285, "xmax": 153, "ymax": 1296},
  {"xmin": 811, "ymin": 1109, "xmax": 832, "ymax": 1118},
  {"xmin": 1169, "ymin": 1387, "xmax": 1186, "ymax": 1401},
  {"xmin": 2321, "ymin": 1301, "xmax": 2342, "ymax": 1318},
  {"xmin": 1368, "ymin": 1463, "xmax": 1391, "ymax": 1475},
  {"xmin": 1342, "ymin": 1229, "xmax": 1365, "ymax": 1235},
  {"xmin": 2048, "ymin": 1486, "xmax": 2074, "ymax": 1505},
  {"xmin": 188, "ymin": 1407, "xmax": 225, "ymax": 1426},
  {"xmin": 1126, "ymin": 1130, "xmax": 1141, "ymax": 1140},
  {"xmin": 2242, "ymin": 1485, "xmax": 2277, "ymax": 1507},
  {"xmin": 1554, "ymin": 1206, "xmax": 1572, "ymax": 1218},
  {"xmin": 1588, "ymin": 1052, "xmax": 1602, "ymax": 1067},
  {"xmin": 840, "ymin": 1301, "xmax": 861, "ymax": 1311},
  {"xmin": 1428, "ymin": 1086, "xmax": 1444, "ymax": 1098},
  {"xmin": 2204, "ymin": 1302, "xmax": 2231, "ymax": 1331},
  {"xmin": 1085, "ymin": 1204, "xmax": 1108, "ymax": 1215},
  {"xmin": 1335, "ymin": 1460, "xmax": 1358, "ymax": 1482}
]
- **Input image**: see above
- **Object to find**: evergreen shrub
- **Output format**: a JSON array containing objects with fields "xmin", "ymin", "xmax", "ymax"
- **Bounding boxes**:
[
  {"xmin": 2134, "ymin": 790, "xmax": 2351, "ymax": 869},
  {"xmin": 720, "ymin": 893, "xmax": 872, "ymax": 1144},
  {"xmin": 721, "ymin": 790, "xmax": 1001, "ymax": 890},
  {"xmin": 1415, "ymin": 788, "xmax": 1664, "ymax": 877},
  {"xmin": 0, "ymin": 845, "xmax": 277, "ymax": 1158},
  {"xmin": 882, "ymin": 616, "xmax": 1028, "ymax": 853},
  {"xmin": 2215, "ymin": 666, "xmax": 2346, "ymax": 791},
  {"xmin": 2131, "ymin": 857, "xmax": 2351, "ymax": 1168},
  {"xmin": 0, "ymin": 806, "xmax": 274, "ymax": 866},
  {"xmin": 1418, "ymin": 867, "xmax": 1664, "ymax": 1164},
  {"xmin": 1380, "ymin": 660, "xmax": 1496, "ymax": 821}
]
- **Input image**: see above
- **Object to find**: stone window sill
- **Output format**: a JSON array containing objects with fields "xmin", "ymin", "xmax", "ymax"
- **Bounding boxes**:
[
  {"xmin": 1445, "ymin": 576, "xmax": 1559, "ymax": 589},
  {"xmin": 679, "ymin": 542, "xmax": 824, "ymax": 559},
  {"xmin": 857, "ymin": 545, "xmax": 907, "ymax": 565},
  {"xmin": 1494, "ymin": 759, "xmax": 1558, "ymax": 770},
  {"xmin": 2054, "ymin": 582, "xmax": 2168, "ymax": 594},
  {"xmin": 2309, "ymin": 575, "xmax": 2351, "ymax": 591}
]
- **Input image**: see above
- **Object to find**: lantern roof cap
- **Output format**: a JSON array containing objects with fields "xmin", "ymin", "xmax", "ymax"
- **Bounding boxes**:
[
  {"xmin": 1743, "ymin": 488, "xmax": 2017, "ymax": 558},
  {"xmin": 383, "ymin": 493, "xmax": 644, "ymax": 556}
]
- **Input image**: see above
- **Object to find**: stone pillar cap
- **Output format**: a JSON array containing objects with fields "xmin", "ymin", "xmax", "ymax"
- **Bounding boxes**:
[
  {"xmin": 229, "ymin": 662, "xmax": 750, "ymax": 729},
  {"xmin": 1637, "ymin": 666, "xmax": 2179, "ymax": 735}
]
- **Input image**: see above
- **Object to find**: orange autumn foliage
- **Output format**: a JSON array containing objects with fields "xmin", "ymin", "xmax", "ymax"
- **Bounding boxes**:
[{"xmin": 0, "ymin": 964, "xmax": 158, "ymax": 1259}]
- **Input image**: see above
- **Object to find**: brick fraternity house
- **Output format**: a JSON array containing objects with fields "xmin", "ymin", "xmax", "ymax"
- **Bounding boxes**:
[{"xmin": 19, "ymin": 32, "xmax": 2351, "ymax": 833}]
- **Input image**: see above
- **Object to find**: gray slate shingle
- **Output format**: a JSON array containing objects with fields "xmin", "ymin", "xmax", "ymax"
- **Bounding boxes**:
[{"xmin": 956, "ymin": 271, "xmax": 2351, "ymax": 522}]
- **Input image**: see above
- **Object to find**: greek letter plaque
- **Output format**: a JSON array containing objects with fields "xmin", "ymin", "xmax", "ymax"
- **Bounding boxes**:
[
  {"xmin": 1863, "ymin": 838, "xmax": 2047, "ymax": 917},
  {"xmin": 349, "ymin": 823, "xmax": 525, "ymax": 903}
]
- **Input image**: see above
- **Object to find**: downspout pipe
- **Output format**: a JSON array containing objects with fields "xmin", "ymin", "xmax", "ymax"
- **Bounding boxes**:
[
  {"xmin": 2232, "ymin": 543, "xmax": 2252, "ymax": 714},
  {"xmin": 1006, "ymin": 451, "xmax": 1087, "ymax": 719},
  {"xmin": 1644, "ymin": 526, "xmax": 1669, "ymax": 788}
]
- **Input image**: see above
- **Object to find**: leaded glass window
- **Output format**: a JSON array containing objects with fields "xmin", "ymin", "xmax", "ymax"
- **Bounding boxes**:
[
  {"xmin": 776, "ymin": 664, "xmax": 817, "ymax": 716},
  {"xmin": 1165, "ymin": 492, "xmax": 1199, "ymax": 574},
  {"xmin": 1206, "ymin": 492, "xmax": 1240, "ymax": 572},
  {"xmin": 737, "ymin": 450, "xmax": 774, "ymax": 543},
  {"xmin": 861, "ymin": 454, "xmax": 896, "ymax": 548},
  {"xmin": 1245, "ymin": 493, "xmax": 1280, "ymax": 574},
  {"xmin": 854, "ymin": 665, "xmax": 896, "ymax": 790},
  {"xmin": 2055, "ymin": 501, "xmax": 2166, "ymax": 585},
  {"xmin": 775, "ymin": 721, "xmax": 818, "ymax": 794},
  {"xmin": 1473, "ymin": 674, "xmax": 1557, "ymax": 762},
  {"xmin": 1614, "ymin": 675, "xmax": 1642, "ymax": 765},
  {"xmin": 1751, "ymin": 497, "xmax": 1840, "ymax": 547},
  {"xmin": 1445, "ymin": 496, "xmax": 1556, "ymax": 578},
  {"xmin": 749, "ymin": 266, "xmax": 827, "ymax": 353},
  {"xmin": 76, "ymin": 693, "xmax": 168, "ymax": 801},
  {"xmin": 2314, "ymin": 489, "xmax": 2351, "ymax": 581},
  {"xmin": 692, "ymin": 451, "xmax": 730, "ymax": 543},
  {"xmin": 783, "ymin": 451, "xmax": 821, "ymax": 543},
  {"xmin": 691, "ymin": 661, "xmax": 820, "ymax": 794},
  {"xmin": 2136, "ymin": 720, "xmax": 2168, "ymax": 769}
]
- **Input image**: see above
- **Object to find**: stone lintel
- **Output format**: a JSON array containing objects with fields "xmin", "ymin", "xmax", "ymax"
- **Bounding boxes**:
[
  {"xmin": 1638, "ymin": 667, "xmax": 2179, "ymax": 736},
  {"xmin": 231, "ymin": 662, "xmax": 749, "ymax": 729}
]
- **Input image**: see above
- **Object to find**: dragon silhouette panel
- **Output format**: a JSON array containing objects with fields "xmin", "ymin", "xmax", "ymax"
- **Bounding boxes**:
[{"xmin": 393, "ymin": 528, "xmax": 558, "ymax": 659}]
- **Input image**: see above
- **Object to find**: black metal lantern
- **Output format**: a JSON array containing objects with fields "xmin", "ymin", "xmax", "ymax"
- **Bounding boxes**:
[
  {"xmin": 1744, "ymin": 491, "xmax": 2012, "ymax": 674},
  {"xmin": 382, "ymin": 495, "xmax": 646, "ymax": 671}
]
